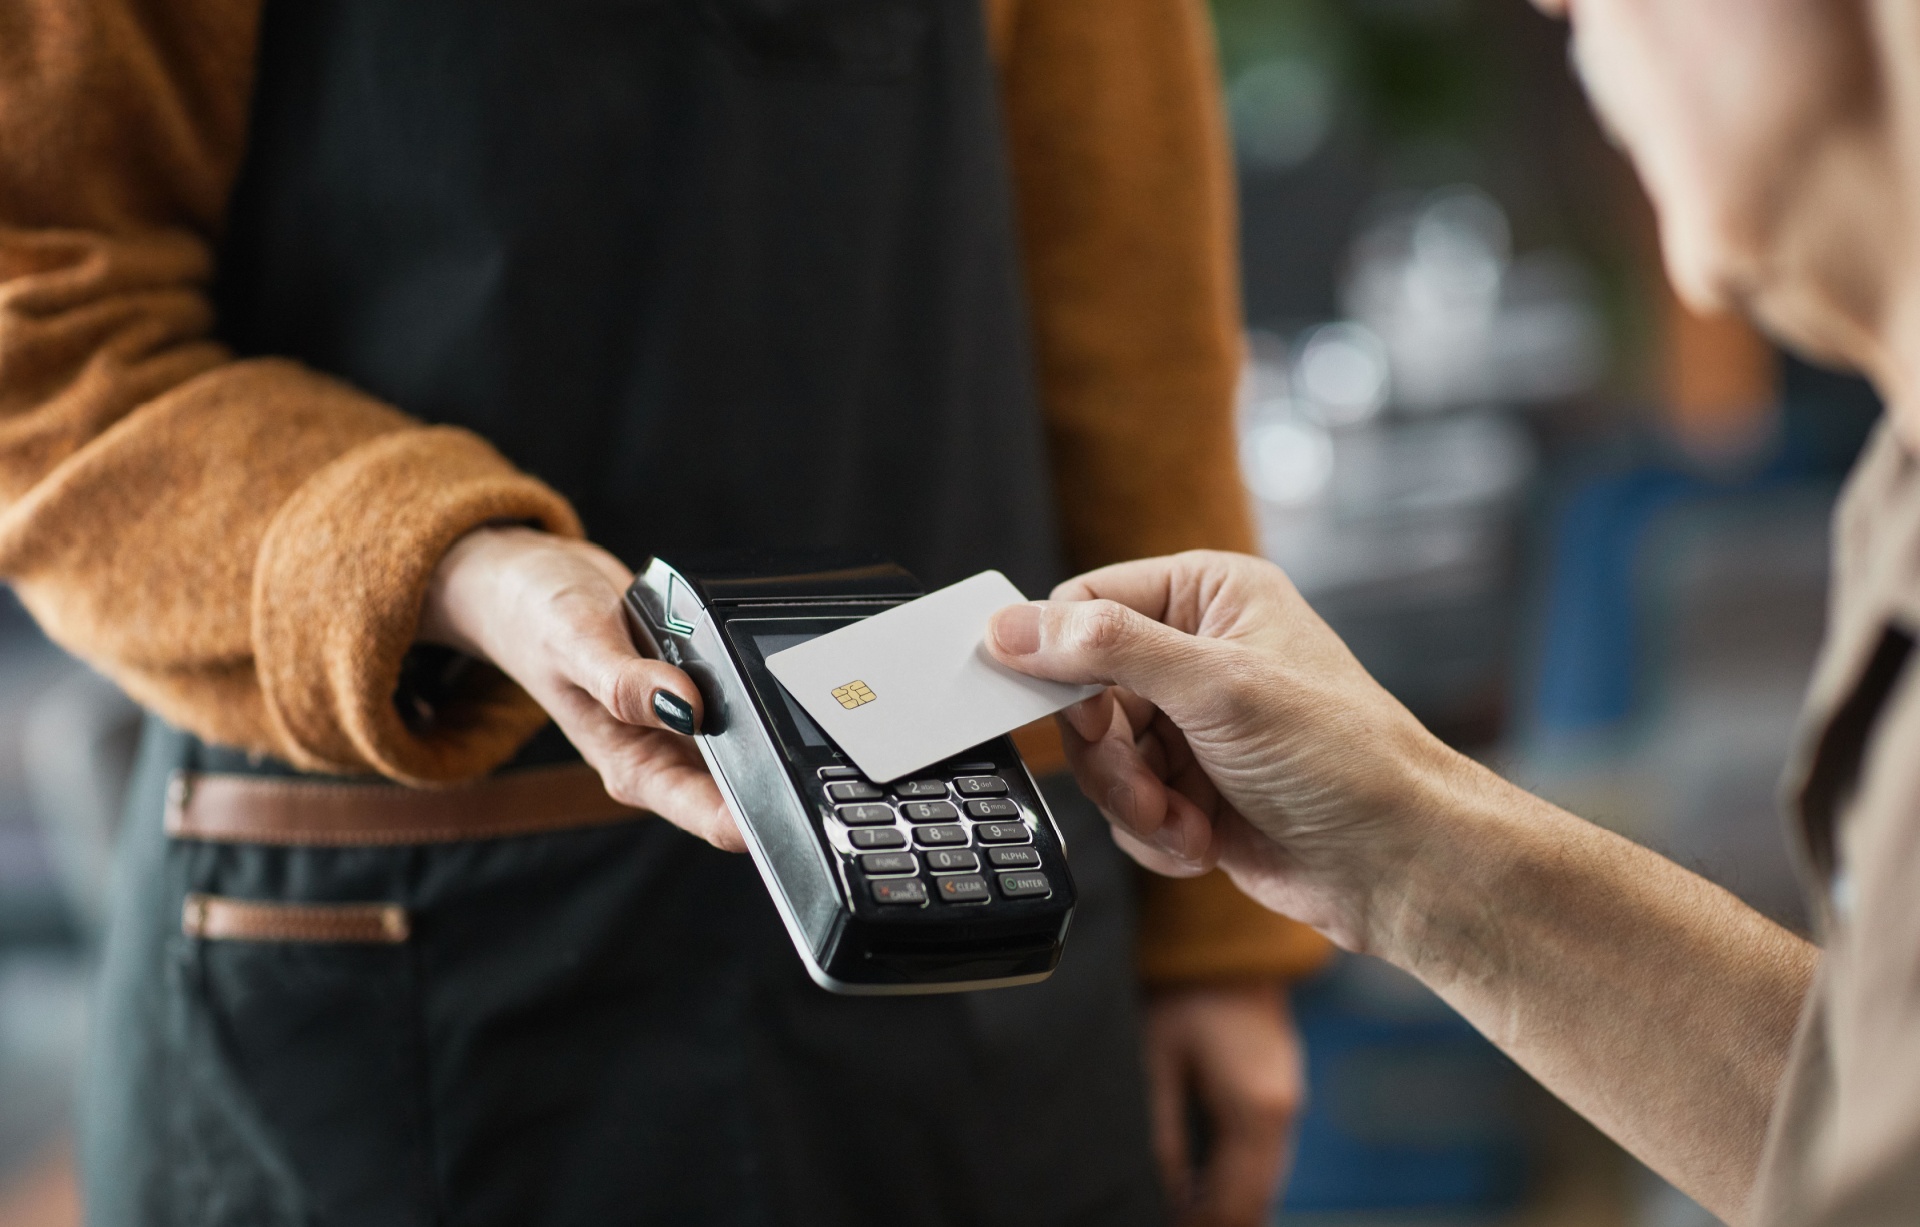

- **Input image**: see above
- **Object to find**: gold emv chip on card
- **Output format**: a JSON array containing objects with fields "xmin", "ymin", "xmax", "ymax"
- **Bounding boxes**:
[{"xmin": 831, "ymin": 680, "xmax": 877, "ymax": 710}]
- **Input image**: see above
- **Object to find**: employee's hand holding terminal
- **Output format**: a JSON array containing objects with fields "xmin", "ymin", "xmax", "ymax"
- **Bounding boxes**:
[
  {"xmin": 424, "ymin": 534, "xmax": 1077, "ymax": 993},
  {"xmin": 624, "ymin": 552, "xmax": 1078, "ymax": 994},
  {"xmin": 418, "ymin": 524, "xmax": 740, "ymax": 849}
]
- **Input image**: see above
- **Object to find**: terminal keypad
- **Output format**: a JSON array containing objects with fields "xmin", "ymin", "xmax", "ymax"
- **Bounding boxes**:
[{"xmin": 820, "ymin": 762, "xmax": 1053, "ymax": 910}]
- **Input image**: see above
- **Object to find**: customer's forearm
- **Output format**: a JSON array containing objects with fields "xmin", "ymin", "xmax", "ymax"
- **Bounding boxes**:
[{"xmin": 1374, "ymin": 759, "xmax": 1816, "ymax": 1225}]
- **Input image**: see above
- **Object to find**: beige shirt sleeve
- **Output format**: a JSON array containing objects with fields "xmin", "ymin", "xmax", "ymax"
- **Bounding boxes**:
[{"xmin": 1755, "ymin": 425, "xmax": 1920, "ymax": 1224}]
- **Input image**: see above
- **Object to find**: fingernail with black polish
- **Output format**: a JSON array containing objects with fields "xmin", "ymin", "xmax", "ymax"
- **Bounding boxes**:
[{"xmin": 652, "ymin": 689, "xmax": 697, "ymax": 735}]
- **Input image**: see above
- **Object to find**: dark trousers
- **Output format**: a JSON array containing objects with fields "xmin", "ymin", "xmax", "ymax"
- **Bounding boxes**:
[{"xmin": 81, "ymin": 719, "xmax": 1164, "ymax": 1227}]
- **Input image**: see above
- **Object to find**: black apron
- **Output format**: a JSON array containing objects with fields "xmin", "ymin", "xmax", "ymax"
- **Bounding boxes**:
[{"xmin": 80, "ymin": 1, "xmax": 1160, "ymax": 1224}]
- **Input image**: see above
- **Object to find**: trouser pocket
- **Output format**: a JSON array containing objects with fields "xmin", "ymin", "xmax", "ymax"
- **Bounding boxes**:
[
  {"xmin": 181, "ymin": 894, "xmax": 410, "ymax": 944},
  {"xmin": 160, "ymin": 883, "xmax": 435, "ymax": 1227},
  {"xmin": 88, "ymin": 736, "xmax": 733, "ymax": 1227}
]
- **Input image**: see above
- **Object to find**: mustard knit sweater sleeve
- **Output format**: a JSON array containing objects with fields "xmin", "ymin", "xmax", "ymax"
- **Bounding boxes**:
[
  {"xmin": 992, "ymin": 0, "xmax": 1331, "ymax": 983},
  {"xmin": 0, "ymin": 0, "xmax": 578, "ymax": 785}
]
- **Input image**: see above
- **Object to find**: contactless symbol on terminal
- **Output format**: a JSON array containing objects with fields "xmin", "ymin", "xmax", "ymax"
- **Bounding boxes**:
[{"xmin": 831, "ymin": 680, "xmax": 877, "ymax": 710}]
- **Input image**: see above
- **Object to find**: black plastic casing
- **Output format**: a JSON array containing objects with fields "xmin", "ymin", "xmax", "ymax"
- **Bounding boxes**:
[{"xmin": 624, "ymin": 553, "xmax": 1076, "ymax": 994}]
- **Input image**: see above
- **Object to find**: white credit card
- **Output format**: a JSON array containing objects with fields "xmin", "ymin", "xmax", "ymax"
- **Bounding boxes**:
[{"xmin": 764, "ymin": 570, "xmax": 1099, "ymax": 782}]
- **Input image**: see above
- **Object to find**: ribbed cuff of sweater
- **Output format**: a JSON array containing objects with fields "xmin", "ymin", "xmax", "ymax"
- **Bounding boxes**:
[{"xmin": 252, "ymin": 426, "xmax": 582, "ymax": 784}]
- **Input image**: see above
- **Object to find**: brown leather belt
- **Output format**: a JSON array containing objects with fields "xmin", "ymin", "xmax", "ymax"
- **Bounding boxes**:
[{"xmin": 164, "ymin": 763, "xmax": 646, "ymax": 846}]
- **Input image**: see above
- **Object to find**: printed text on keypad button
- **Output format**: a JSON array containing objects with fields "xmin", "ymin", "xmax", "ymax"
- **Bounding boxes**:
[
  {"xmin": 998, "ymin": 872, "xmax": 1051, "ymax": 899},
  {"xmin": 872, "ymin": 879, "xmax": 928, "ymax": 905},
  {"xmin": 987, "ymin": 847, "xmax": 1040, "ymax": 869},
  {"xmin": 924, "ymin": 849, "xmax": 980, "ymax": 873},
  {"xmin": 953, "ymin": 775, "xmax": 1008, "ymax": 796},
  {"xmin": 974, "ymin": 822, "xmax": 1028, "ymax": 844},
  {"xmin": 964, "ymin": 798, "xmax": 1018, "ymax": 819},
  {"xmin": 902, "ymin": 800, "xmax": 960, "ymax": 823},
  {"xmin": 860, "ymin": 852, "xmax": 918, "ymax": 876},
  {"xmin": 938, "ymin": 875, "xmax": 991, "ymax": 903}
]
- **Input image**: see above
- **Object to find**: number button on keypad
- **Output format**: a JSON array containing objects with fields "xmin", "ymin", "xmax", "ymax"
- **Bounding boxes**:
[
  {"xmin": 913, "ymin": 824, "xmax": 968, "ymax": 848},
  {"xmin": 964, "ymin": 798, "xmax": 1019, "ymax": 819},
  {"xmin": 924, "ymin": 849, "xmax": 980, "ymax": 874},
  {"xmin": 974, "ymin": 822, "xmax": 1029, "ymax": 845},
  {"xmin": 893, "ymin": 780, "xmax": 947, "ymax": 800},
  {"xmin": 849, "ymin": 827, "xmax": 907, "ymax": 850},
  {"xmin": 827, "ymin": 781, "xmax": 884, "ymax": 802},
  {"xmin": 835, "ymin": 804, "xmax": 895, "ymax": 826},
  {"xmin": 902, "ymin": 800, "xmax": 960, "ymax": 823},
  {"xmin": 953, "ymin": 775, "xmax": 1008, "ymax": 796}
]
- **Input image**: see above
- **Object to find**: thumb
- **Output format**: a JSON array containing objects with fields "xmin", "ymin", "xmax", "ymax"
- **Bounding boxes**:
[
  {"xmin": 561, "ymin": 612, "xmax": 707, "ymax": 735},
  {"xmin": 988, "ymin": 600, "xmax": 1215, "ymax": 721}
]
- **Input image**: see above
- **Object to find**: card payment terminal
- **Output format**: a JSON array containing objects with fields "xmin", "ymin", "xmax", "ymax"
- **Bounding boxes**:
[{"xmin": 624, "ymin": 553, "xmax": 1077, "ymax": 994}]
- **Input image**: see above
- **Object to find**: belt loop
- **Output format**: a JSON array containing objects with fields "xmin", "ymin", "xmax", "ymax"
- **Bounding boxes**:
[{"xmin": 165, "ymin": 771, "xmax": 194, "ymax": 829}]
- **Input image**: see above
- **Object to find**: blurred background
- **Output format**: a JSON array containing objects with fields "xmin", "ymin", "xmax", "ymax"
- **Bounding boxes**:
[
  {"xmin": 0, "ymin": 1, "xmax": 1882, "ymax": 1224},
  {"xmin": 1217, "ymin": 0, "xmax": 1872, "ymax": 1223}
]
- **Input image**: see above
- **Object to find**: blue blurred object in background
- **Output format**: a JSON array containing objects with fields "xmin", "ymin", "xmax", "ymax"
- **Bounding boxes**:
[
  {"xmin": 1281, "ymin": 958, "xmax": 1529, "ymax": 1218},
  {"xmin": 1526, "ymin": 359, "xmax": 1880, "ymax": 742}
]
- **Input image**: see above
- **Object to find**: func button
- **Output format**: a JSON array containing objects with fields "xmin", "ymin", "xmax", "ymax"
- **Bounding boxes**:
[
  {"xmin": 937, "ymin": 875, "xmax": 991, "ymax": 903},
  {"xmin": 997, "ymin": 872, "xmax": 1052, "ymax": 899},
  {"xmin": 973, "ymin": 822, "xmax": 1029, "ymax": 844},
  {"xmin": 835, "ymin": 804, "xmax": 895, "ymax": 826},
  {"xmin": 913, "ymin": 825, "xmax": 968, "ymax": 847},
  {"xmin": 860, "ymin": 852, "xmax": 918, "ymax": 876},
  {"xmin": 872, "ymin": 879, "xmax": 929, "ymax": 905},
  {"xmin": 901, "ymin": 800, "xmax": 960, "ymax": 823},
  {"xmin": 923, "ymin": 849, "xmax": 980, "ymax": 874}
]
